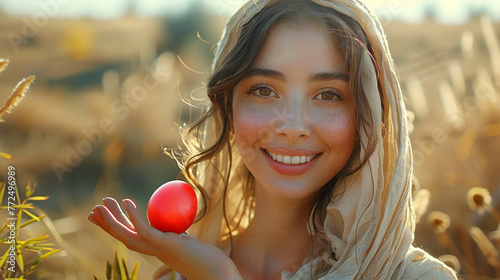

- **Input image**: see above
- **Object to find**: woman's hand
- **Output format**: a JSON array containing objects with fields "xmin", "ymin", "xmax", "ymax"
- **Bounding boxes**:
[{"xmin": 88, "ymin": 197, "xmax": 242, "ymax": 280}]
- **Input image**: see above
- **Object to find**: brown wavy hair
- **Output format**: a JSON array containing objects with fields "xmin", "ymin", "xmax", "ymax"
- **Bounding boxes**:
[{"xmin": 170, "ymin": 0, "xmax": 381, "ymax": 272}]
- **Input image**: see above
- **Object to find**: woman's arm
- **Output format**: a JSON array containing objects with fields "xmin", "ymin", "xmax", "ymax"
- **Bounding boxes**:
[{"xmin": 88, "ymin": 197, "xmax": 242, "ymax": 280}]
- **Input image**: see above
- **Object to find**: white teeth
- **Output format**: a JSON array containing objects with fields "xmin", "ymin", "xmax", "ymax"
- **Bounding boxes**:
[
  {"xmin": 265, "ymin": 150, "xmax": 317, "ymax": 165},
  {"xmin": 277, "ymin": 154, "xmax": 283, "ymax": 162},
  {"xmin": 300, "ymin": 156, "xmax": 306, "ymax": 163},
  {"xmin": 283, "ymin": 156, "xmax": 291, "ymax": 164}
]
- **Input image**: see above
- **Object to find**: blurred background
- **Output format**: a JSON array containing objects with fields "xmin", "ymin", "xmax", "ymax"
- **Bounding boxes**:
[{"xmin": 0, "ymin": 0, "xmax": 499, "ymax": 279}]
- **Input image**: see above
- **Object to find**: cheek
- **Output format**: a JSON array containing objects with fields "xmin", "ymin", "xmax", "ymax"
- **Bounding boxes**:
[
  {"xmin": 313, "ymin": 110, "xmax": 357, "ymax": 150},
  {"xmin": 233, "ymin": 105, "xmax": 275, "ymax": 159}
]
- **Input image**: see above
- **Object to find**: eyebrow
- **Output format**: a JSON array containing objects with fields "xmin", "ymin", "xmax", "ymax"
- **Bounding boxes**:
[
  {"xmin": 310, "ymin": 72, "xmax": 349, "ymax": 83},
  {"xmin": 243, "ymin": 68, "xmax": 286, "ymax": 81},
  {"xmin": 242, "ymin": 67, "xmax": 349, "ymax": 83}
]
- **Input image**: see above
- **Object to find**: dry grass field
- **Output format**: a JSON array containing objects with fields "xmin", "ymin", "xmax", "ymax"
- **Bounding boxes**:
[{"xmin": 0, "ymin": 8, "xmax": 499, "ymax": 279}]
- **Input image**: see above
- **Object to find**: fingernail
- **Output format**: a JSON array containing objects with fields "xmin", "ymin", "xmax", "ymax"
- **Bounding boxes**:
[
  {"xmin": 88, "ymin": 213, "xmax": 97, "ymax": 225},
  {"xmin": 122, "ymin": 199, "xmax": 135, "ymax": 209},
  {"xmin": 92, "ymin": 206, "xmax": 103, "ymax": 218},
  {"xmin": 122, "ymin": 199, "xmax": 130, "ymax": 210}
]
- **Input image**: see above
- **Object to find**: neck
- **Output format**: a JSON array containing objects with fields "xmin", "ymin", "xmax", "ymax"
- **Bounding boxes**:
[{"xmin": 230, "ymin": 181, "xmax": 316, "ymax": 280}]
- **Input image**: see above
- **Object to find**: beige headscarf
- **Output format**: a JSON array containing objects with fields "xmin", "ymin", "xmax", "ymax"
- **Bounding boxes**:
[{"xmin": 183, "ymin": 0, "xmax": 458, "ymax": 279}]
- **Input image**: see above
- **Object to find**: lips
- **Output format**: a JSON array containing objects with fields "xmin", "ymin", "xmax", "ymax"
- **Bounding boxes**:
[{"xmin": 261, "ymin": 148, "xmax": 321, "ymax": 176}]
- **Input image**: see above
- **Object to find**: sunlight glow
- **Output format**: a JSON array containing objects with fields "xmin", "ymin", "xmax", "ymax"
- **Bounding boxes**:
[{"xmin": 0, "ymin": 0, "xmax": 498, "ymax": 23}]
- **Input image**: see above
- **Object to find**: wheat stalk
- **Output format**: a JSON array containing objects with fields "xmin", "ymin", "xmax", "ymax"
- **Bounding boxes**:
[
  {"xmin": 439, "ymin": 81, "xmax": 464, "ymax": 130},
  {"xmin": 461, "ymin": 31, "xmax": 475, "ymax": 61},
  {"xmin": 428, "ymin": 211, "xmax": 451, "ymax": 234},
  {"xmin": 413, "ymin": 189, "xmax": 430, "ymax": 224},
  {"xmin": 406, "ymin": 77, "xmax": 429, "ymax": 118},
  {"xmin": 0, "ymin": 58, "xmax": 9, "ymax": 73},
  {"xmin": 470, "ymin": 227, "xmax": 500, "ymax": 268},
  {"xmin": 480, "ymin": 15, "xmax": 500, "ymax": 87},
  {"xmin": 429, "ymin": 211, "xmax": 477, "ymax": 274},
  {"xmin": 448, "ymin": 60, "xmax": 466, "ymax": 98},
  {"xmin": 439, "ymin": 254, "xmax": 461, "ymax": 273},
  {"xmin": 466, "ymin": 187, "xmax": 500, "ymax": 223},
  {"xmin": 473, "ymin": 68, "xmax": 499, "ymax": 120},
  {"xmin": 0, "ymin": 75, "xmax": 35, "ymax": 122}
]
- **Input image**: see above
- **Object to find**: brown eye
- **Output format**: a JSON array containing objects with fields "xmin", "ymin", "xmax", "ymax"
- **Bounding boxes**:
[
  {"xmin": 319, "ymin": 92, "xmax": 335, "ymax": 100},
  {"xmin": 249, "ymin": 85, "xmax": 276, "ymax": 97},
  {"xmin": 256, "ymin": 87, "xmax": 273, "ymax": 96},
  {"xmin": 315, "ymin": 89, "xmax": 342, "ymax": 102}
]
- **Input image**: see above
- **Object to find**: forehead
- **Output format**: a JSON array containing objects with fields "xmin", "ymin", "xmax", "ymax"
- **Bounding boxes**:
[{"xmin": 252, "ymin": 20, "xmax": 345, "ymax": 72}]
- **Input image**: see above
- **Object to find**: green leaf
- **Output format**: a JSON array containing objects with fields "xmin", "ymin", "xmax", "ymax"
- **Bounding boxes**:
[
  {"xmin": 14, "ymin": 180, "xmax": 21, "ymax": 205},
  {"xmin": 39, "ymin": 249, "xmax": 61, "ymax": 261},
  {"xmin": 113, "ymin": 252, "xmax": 121, "ymax": 280},
  {"xmin": 25, "ymin": 182, "xmax": 33, "ymax": 198},
  {"xmin": 27, "ymin": 196, "xmax": 49, "ymax": 201},
  {"xmin": 0, "ymin": 152, "xmax": 12, "ymax": 159},
  {"xmin": 0, "ymin": 182, "xmax": 5, "ymax": 206},
  {"xmin": 0, "ymin": 247, "xmax": 10, "ymax": 268},
  {"xmin": 106, "ymin": 260, "xmax": 112, "ymax": 280},
  {"xmin": 22, "ymin": 235, "xmax": 49, "ymax": 243},
  {"xmin": 16, "ymin": 205, "xmax": 23, "ymax": 228},
  {"xmin": 0, "ymin": 221, "xmax": 9, "ymax": 233},
  {"xmin": 5, "ymin": 204, "xmax": 34, "ymax": 209},
  {"xmin": 22, "ymin": 209, "xmax": 40, "ymax": 222},
  {"xmin": 20, "ymin": 215, "xmax": 46, "ymax": 228},
  {"xmin": 29, "ymin": 250, "xmax": 42, "ymax": 270},
  {"xmin": 16, "ymin": 247, "xmax": 24, "ymax": 274},
  {"xmin": 130, "ymin": 261, "xmax": 140, "ymax": 280},
  {"xmin": 121, "ymin": 259, "xmax": 129, "ymax": 280}
]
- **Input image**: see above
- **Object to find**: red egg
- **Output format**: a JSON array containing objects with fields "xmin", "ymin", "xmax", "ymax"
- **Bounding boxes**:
[{"xmin": 147, "ymin": 180, "xmax": 198, "ymax": 234}]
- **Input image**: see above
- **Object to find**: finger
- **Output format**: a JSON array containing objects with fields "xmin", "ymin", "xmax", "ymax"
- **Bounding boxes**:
[
  {"xmin": 102, "ymin": 197, "xmax": 135, "ymax": 230},
  {"xmin": 122, "ymin": 199, "xmax": 171, "ymax": 246},
  {"xmin": 92, "ymin": 205, "xmax": 159, "ymax": 255},
  {"xmin": 88, "ymin": 210, "xmax": 100, "ymax": 226}
]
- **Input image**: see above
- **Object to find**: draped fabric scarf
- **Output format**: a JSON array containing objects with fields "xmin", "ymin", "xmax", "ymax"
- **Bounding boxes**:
[{"xmin": 184, "ymin": 0, "xmax": 457, "ymax": 279}]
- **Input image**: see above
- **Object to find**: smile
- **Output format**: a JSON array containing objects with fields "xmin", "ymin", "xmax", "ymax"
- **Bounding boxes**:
[{"xmin": 265, "ymin": 150, "xmax": 318, "ymax": 165}]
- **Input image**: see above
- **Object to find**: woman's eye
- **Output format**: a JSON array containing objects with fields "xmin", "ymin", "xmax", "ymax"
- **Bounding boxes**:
[
  {"xmin": 316, "ymin": 90, "xmax": 342, "ymax": 101},
  {"xmin": 251, "ymin": 86, "xmax": 275, "ymax": 97}
]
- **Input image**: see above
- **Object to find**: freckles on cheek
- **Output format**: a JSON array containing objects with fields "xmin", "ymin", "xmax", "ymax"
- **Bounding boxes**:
[
  {"xmin": 234, "ymin": 106, "xmax": 273, "ymax": 138},
  {"xmin": 233, "ymin": 115, "xmax": 266, "ymax": 163},
  {"xmin": 234, "ymin": 109, "xmax": 263, "ymax": 144},
  {"xmin": 316, "ymin": 113, "xmax": 357, "ymax": 147},
  {"xmin": 233, "ymin": 107, "xmax": 278, "ymax": 163}
]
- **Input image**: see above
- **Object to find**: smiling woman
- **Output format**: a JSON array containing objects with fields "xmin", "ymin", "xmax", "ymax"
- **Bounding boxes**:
[
  {"xmin": 88, "ymin": 0, "xmax": 457, "ymax": 279},
  {"xmin": 232, "ymin": 19, "xmax": 356, "ymax": 201}
]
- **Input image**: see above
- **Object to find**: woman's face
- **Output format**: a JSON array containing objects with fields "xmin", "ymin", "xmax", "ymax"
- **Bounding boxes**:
[{"xmin": 232, "ymin": 20, "xmax": 357, "ymax": 202}]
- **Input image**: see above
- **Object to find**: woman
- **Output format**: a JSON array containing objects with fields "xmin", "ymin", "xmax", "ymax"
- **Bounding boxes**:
[{"xmin": 88, "ymin": 0, "xmax": 457, "ymax": 279}]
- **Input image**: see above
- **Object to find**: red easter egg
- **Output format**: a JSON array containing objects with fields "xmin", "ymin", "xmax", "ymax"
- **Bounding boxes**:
[{"xmin": 147, "ymin": 180, "xmax": 198, "ymax": 234}]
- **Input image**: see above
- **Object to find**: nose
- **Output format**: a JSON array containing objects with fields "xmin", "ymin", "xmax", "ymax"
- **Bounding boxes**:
[{"xmin": 272, "ymin": 100, "xmax": 311, "ymax": 140}]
